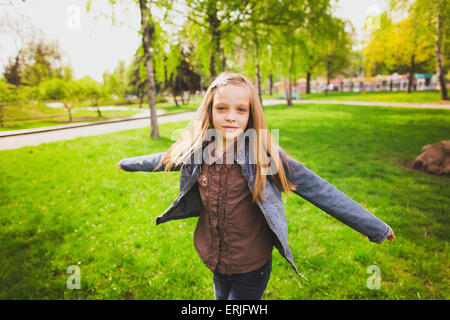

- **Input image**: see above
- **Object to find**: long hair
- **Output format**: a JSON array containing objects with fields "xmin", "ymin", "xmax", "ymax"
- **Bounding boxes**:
[{"xmin": 155, "ymin": 71, "xmax": 297, "ymax": 203}]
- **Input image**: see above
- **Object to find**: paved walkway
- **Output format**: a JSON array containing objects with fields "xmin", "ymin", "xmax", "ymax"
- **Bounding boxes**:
[
  {"xmin": 1, "ymin": 99, "xmax": 449, "ymax": 151},
  {"xmin": 0, "ymin": 108, "xmax": 159, "ymax": 138},
  {"xmin": 0, "ymin": 109, "xmax": 196, "ymax": 150}
]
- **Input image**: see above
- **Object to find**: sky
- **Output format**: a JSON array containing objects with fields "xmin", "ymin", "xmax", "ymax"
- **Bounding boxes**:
[
  {"xmin": 0, "ymin": 0, "xmax": 388, "ymax": 83},
  {"xmin": 333, "ymin": 0, "xmax": 388, "ymax": 46}
]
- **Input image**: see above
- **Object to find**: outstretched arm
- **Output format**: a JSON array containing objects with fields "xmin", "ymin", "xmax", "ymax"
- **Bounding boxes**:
[
  {"xmin": 279, "ymin": 147, "xmax": 394, "ymax": 244},
  {"xmin": 117, "ymin": 152, "xmax": 181, "ymax": 172}
]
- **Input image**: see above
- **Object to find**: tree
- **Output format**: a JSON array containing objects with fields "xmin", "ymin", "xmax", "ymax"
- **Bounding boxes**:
[
  {"xmin": 87, "ymin": 0, "xmax": 172, "ymax": 138},
  {"xmin": 362, "ymin": 11, "xmax": 394, "ymax": 76},
  {"xmin": 390, "ymin": 0, "xmax": 449, "ymax": 100},
  {"xmin": 364, "ymin": 7, "xmax": 434, "ymax": 93},
  {"xmin": 0, "ymin": 3, "xmax": 36, "ymax": 86},
  {"xmin": 151, "ymin": 19, "xmax": 183, "ymax": 98},
  {"xmin": 3, "ymin": 55, "xmax": 22, "ymax": 86},
  {"xmin": 392, "ymin": 16, "xmax": 434, "ymax": 92},
  {"xmin": 426, "ymin": 0, "xmax": 449, "ymax": 100},
  {"xmin": 182, "ymin": 0, "xmax": 253, "ymax": 79},
  {"xmin": 319, "ymin": 17, "xmax": 352, "ymax": 95},
  {"xmin": 168, "ymin": 46, "xmax": 202, "ymax": 107},
  {"xmin": 261, "ymin": 0, "xmax": 308, "ymax": 106},
  {"xmin": 1, "ymin": 36, "xmax": 69, "ymax": 87},
  {"xmin": 103, "ymin": 60, "xmax": 128, "ymax": 101},
  {"xmin": 39, "ymin": 78, "xmax": 82, "ymax": 122},
  {"xmin": 78, "ymin": 76, "xmax": 109, "ymax": 118},
  {"xmin": 233, "ymin": 0, "xmax": 274, "ymax": 106},
  {"xmin": 258, "ymin": 0, "xmax": 336, "ymax": 105},
  {"xmin": 138, "ymin": 0, "xmax": 160, "ymax": 138},
  {"xmin": 19, "ymin": 38, "xmax": 67, "ymax": 86},
  {"xmin": 0, "ymin": 80, "xmax": 18, "ymax": 127},
  {"xmin": 126, "ymin": 47, "xmax": 148, "ymax": 108},
  {"xmin": 344, "ymin": 50, "xmax": 365, "ymax": 78},
  {"xmin": 298, "ymin": 1, "xmax": 338, "ymax": 94}
]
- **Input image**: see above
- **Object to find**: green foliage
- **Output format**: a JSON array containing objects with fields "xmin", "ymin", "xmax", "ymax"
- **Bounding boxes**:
[
  {"xmin": 0, "ymin": 80, "xmax": 18, "ymax": 104},
  {"xmin": 319, "ymin": 16, "xmax": 353, "ymax": 82},
  {"xmin": 152, "ymin": 22, "xmax": 183, "ymax": 87},
  {"xmin": 363, "ymin": 10, "xmax": 434, "ymax": 76},
  {"xmin": 18, "ymin": 38, "xmax": 68, "ymax": 87},
  {"xmin": 38, "ymin": 78, "xmax": 83, "ymax": 103}
]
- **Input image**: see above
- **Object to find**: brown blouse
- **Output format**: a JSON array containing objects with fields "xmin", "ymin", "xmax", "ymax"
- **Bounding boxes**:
[{"xmin": 194, "ymin": 142, "xmax": 274, "ymax": 275}]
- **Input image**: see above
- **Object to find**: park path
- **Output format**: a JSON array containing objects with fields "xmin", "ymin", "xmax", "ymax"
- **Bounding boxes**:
[
  {"xmin": 0, "ymin": 109, "xmax": 195, "ymax": 150},
  {"xmin": 1, "ymin": 99, "xmax": 449, "ymax": 151}
]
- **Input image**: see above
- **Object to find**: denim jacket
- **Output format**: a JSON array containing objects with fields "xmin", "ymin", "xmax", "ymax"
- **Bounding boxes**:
[{"xmin": 119, "ymin": 142, "xmax": 391, "ymax": 280}]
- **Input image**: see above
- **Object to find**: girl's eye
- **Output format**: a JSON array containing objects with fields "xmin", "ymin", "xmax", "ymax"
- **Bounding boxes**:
[{"xmin": 216, "ymin": 106, "xmax": 247, "ymax": 112}]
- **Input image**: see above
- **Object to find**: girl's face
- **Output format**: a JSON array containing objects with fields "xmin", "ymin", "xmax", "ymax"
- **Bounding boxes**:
[{"xmin": 211, "ymin": 84, "xmax": 250, "ymax": 147}]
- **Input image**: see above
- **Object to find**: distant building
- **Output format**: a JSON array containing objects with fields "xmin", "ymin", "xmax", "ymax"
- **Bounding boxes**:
[{"xmin": 275, "ymin": 73, "xmax": 441, "ymax": 96}]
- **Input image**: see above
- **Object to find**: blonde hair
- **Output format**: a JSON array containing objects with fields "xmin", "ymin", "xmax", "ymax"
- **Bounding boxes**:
[{"xmin": 155, "ymin": 71, "xmax": 297, "ymax": 203}]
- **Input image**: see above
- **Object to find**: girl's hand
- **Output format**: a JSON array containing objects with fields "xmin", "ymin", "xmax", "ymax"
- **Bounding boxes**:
[{"xmin": 387, "ymin": 228, "xmax": 395, "ymax": 242}]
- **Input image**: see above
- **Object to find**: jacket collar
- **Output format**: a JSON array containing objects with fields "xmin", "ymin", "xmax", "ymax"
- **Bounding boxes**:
[
  {"xmin": 198, "ymin": 136, "xmax": 249, "ymax": 165},
  {"xmin": 182, "ymin": 136, "xmax": 250, "ymax": 177}
]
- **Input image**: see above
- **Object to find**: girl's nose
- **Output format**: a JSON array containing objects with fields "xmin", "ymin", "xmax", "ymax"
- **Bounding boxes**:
[{"xmin": 225, "ymin": 113, "xmax": 236, "ymax": 122}]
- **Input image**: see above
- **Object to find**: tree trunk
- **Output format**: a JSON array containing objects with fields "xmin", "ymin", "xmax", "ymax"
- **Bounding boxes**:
[
  {"xmin": 96, "ymin": 100, "xmax": 102, "ymax": 118},
  {"xmin": 306, "ymin": 71, "xmax": 311, "ymax": 94},
  {"xmin": 64, "ymin": 102, "xmax": 72, "ymax": 122},
  {"xmin": 256, "ymin": 63, "xmax": 263, "ymax": 109},
  {"xmin": 435, "ymin": 10, "xmax": 448, "ymax": 100},
  {"xmin": 180, "ymin": 91, "xmax": 185, "ymax": 105},
  {"xmin": 207, "ymin": 2, "xmax": 220, "ymax": 79},
  {"xmin": 284, "ymin": 77, "xmax": 292, "ymax": 106},
  {"xmin": 286, "ymin": 45, "xmax": 295, "ymax": 106},
  {"xmin": 289, "ymin": 75, "xmax": 294, "ymax": 102},
  {"xmin": 407, "ymin": 53, "xmax": 415, "ymax": 93},
  {"xmin": 220, "ymin": 46, "xmax": 226, "ymax": 72},
  {"xmin": 173, "ymin": 94, "xmax": 179, "ymax": 107},
  {"xmin": 169, "ymin": 74, "xmax": 179, "ymax": 107},
  {"xmin": 139, "ymin": 0, "xmax": 159, "ymax": 138},
  {"xmin": 209, "ymin": 44, "xmax": 217, "ymax": 79},
  {"xmin": 139, "ymin": 90, "xmax": 144, "ymax": 108},
  {"xmin": 268, "ymin": 73, "xmax": 273, "ymax": 96},
  {"xmin": 186, "ymin": 91, "xmax": 191, "ymax": 104},
  {"xmin": 0, "ymin": 104, "xmax": 4, "ymax": 128},
  {"xmin": 254, "ymin": 30, "xmax": 263, "ymax": 109},
  {"xmin": 283, "ymin": 76, "xmax": 291, "ymax": 106},
  {"xmin": 325, "ymin": 59, "xmax": 331, "ymax": 96},
  {"xmin": 163, "ymin": 55, "xmax": 168, "ymax": 91}
]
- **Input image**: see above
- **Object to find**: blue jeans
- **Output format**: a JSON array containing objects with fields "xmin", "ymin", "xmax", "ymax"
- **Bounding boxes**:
[{"xmin": 212, "ymin": 258, "xmax": 272, "ymax": 300}]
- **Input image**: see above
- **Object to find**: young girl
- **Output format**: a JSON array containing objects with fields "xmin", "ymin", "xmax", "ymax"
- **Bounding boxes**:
[{"xmin": 117, "ymin": 72, "xmax": 395, "ymax": 300}]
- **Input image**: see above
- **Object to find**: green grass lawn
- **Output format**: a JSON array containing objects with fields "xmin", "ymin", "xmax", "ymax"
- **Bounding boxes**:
[
  {"xmin": 0, "ymin": 97, "xmax": 202, "ymax": 132},
  {"xmin": 0, "ymin": 103, "xmax": 141, "ymax": 131},
  {"xmin": 0, "ymin": 103, "xmax": 449, "ymax": 299},
  {"xmin": 124, "ymin": 97, "xmax": 203, "ymax": 116},
  {"xmin": 263, "ymin": 90, "xmax": 446, "ymax": 103}
]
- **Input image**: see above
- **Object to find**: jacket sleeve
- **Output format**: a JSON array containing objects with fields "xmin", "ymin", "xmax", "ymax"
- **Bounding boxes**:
[
  {"xmin": 279, "ymin": 147, "xmax": 391, "ymax": 244},
  {"xmin": 118, "ymin": 152, "xmax": 181, "ymax": 172}
]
